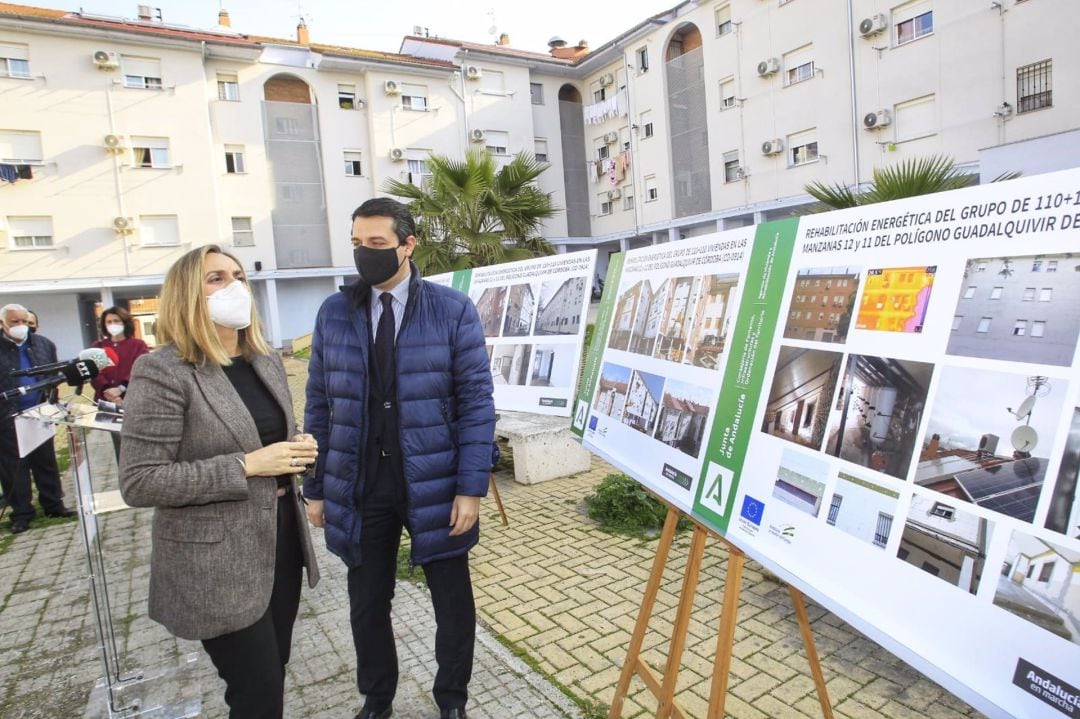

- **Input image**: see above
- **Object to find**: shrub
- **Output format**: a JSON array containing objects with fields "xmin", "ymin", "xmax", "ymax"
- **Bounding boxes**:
[{"xmin": 585, "ymin": 473, "xmax": 687, "ymax": 537}]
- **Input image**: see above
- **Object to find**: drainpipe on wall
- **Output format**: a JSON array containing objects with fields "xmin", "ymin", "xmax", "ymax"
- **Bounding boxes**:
[
  {"xmin": 846, "ymin": 0, "xmax": 861, "ymax": 188},
  {"xmin": 460, "ymin": 48, "xmax": 471, "ymax": 151},
  {"xmin": 105, "ymin": 86, "xmax": 130, "ymax": 277},
  {"xmin": 733, "ymin": 21, "xmax": 750, "ymax": 209},
  {"xmin": 622, "ymin": 46, "xmax": 642, "ymax": 242},
  {"xmin": 362, "ymin": 71, "xmax": 378, "ymax": 198}
]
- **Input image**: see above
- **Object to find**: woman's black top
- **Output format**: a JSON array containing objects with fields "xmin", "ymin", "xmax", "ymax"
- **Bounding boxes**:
[{"xmin": 223, "ymin": 356, "xmax": 291, "ymax": 489}]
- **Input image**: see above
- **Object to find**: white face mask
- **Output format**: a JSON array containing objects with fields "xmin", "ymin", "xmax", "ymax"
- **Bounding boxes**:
[
  {"xmin": 106, "ymin": 323, "xmax": 125, "ymax": 338},
  {"xmin": 7, "ymin": 324, "xmax": 29, "ymax": 342},
  {"xmin": 206, "ymin": 280, "xmax": 252, "ymax": 330}
]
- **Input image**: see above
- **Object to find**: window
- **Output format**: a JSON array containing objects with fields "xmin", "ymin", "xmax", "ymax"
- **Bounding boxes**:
[
  {"xmin": 921, "ymin": 562, "xmax": 941, "ymax": 577},
  {"xmin": 139, "ymin": 215, "xmax": 180, "ymax": 247},
  {"xmin": 231, "ymin": 217, "xmax": 254, "ymax": 247},
  {"xmin": 990, "ymin": 286, "xmax": 1003, "ymax": 299},
  {"xmin": 645, "ymin": 175, "xmax": 658, "ymax": 202},
  {"xmin": 344, "ymin": 150, "xmax": 362, "ymax": 176},
  {"xmin": 407, "ymin": 155, "xmax": 431, "ymax": 187},
  {"xmin": 130, "ymin": 136, "xmax": 170, "ymax": 168},
  {"xmin": 642, "ymin": 111, "xmax": 654, "ymax": 139},
  {"xmin": 637, "ymin": 46, "xmax": 649, "ymax": 73},
  {"xmin": 1031, "ymin": 321, "xmax": 1046, "ymax": 338},
  {"xmin": 217, "ymin": 72, "xmax": 239, "ymax": 101},
  {"xmin": 533, "ymin": 139, "xmax": 548, "ymax": 162},
  {"xmin": 592, "ymin": 86, "xmax": 606, "ymax": 103},
  {"xmin": 962, "ymin": 286, "xmax": 975, "ymax": 299},
  {"xmin": 895, "ymin": 94, "xmax": 936, "ymax": 141},
  {"xmin": 530, "ymin": 82, "xmax": 544, "ymax": 105},
  {"xmin": 623, "ymin": 190, "xmax": 634, "ymax": 211},
  {"xmin": 1047, "ymin": 260, "xmax": 1058, "ymax": 273},
  {"xmin": 224, "ymin": 145, "xmax": 245, "ymax": 174},
  {"xmin": 7, "ymin": 216, "xmax": 53, "ymax": 249},
  {"xmin": 873, "ymin": 513, "xmax": 893, "ymax": 547},
  {"xmin": 620, "ymin": 126, "xmax": 631, "ymax": 152},
  {"xmin": 1038, "ymin": 562, "xmax": 1054, "ymax": 582},
  {"xmin": 894, "ymin": 2, "xmax": 933, "ymax": 45},
  {"xmin": 401, "ymin": 83, "xmax": 428, "ymax": 111},
  {"xmin": 976, "ymin": 316, "xmax": 992, "ymax": 333},
  {"xmin": 0, "ymin": 42, "xmax": 31, "ymax": 79},
  {"xmin": 0, "ymin": 130, "xmax": 42, "ymax": 164},
  {"xmin": 952, "ymin": 316, "xmax": 963, "ymax": 331},
  {"xmin": 1039, "ymin": 288, "xmax": 1052, "ymax": 302},
  {"xmin": 783, "ymin": 45, "xmax": 815, "ymax": 86},
  {"xmin": 1032, "ymin": 260, "xmax": 1043, "ymax": 272},
  {"xmin": 485, "ymin": 130, "xmax": 509, "ymax": 156},
  {"xmin": 716, "ymin": 4, "xmax": 732, "ymax": 36},
  {"xmin": 1013, "ymin": 320, "xmax": 1027, "ymax": 336},
  {"xmin": 122, "ymin": 56, "xmax": 163, "ymax": 89},
  {"xmin": 930, "ymin": 502, "xmax": 955, "ymax": 520},
  {"xmin": 338, "ymin": 83, "xmax": 358, "ymax": 109},
  {"xmin": 723, "ymin": 151, "xmax": 740, "ymax": 183},
  {"xmin": 479, "ymin": 69, "xmax": 505, "ymax": 94},
  {"xmin": 787, "ymin": 129, "xmax": 818, "ymax": 166},
  {"xmin": 1023, "ymin": 287, "xmax": 1036, "ymax": 301},
  {"xmin": 826, "ymin": 494, "xmax": 842, "ymax": 525},
  {"xmin": 599, "ymin": 194, "xmax": 612, "ymax": 216},
  {"xmin": 719, "ymin": 77, "xmax": 735, "ymax": 110},
  {"xmin": 1017, "ymin": 60, "xmax": 1052, "ymax": 114},
  {"xmin": 596, "ymin": 143, "xmax": 609, "ymax": 161}
]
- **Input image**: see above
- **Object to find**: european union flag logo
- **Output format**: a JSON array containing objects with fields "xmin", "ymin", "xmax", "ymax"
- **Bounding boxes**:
[
  {"xmin": 740, "ymin": 496, "xmax": 764, "ymax": 526},
  {"xmin": 589, "ymin": 416, "xmax": 598, "ymax": 430}
]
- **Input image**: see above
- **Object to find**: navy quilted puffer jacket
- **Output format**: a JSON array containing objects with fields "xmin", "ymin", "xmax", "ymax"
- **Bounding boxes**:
[{"xmin": 303, "ymin": 265, "xmax": 496, "ymax": 567}]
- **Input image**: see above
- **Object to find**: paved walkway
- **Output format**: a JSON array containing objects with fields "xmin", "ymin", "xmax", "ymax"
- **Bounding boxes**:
[{"xmin": 0, "ymin": 357, "xmax": 986, "ymax": 718}]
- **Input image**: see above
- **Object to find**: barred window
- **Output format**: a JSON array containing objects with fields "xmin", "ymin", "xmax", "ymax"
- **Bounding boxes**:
[{"xmin": 1017, "ymin": 60, "xmax": 1052, "ymax": 114}]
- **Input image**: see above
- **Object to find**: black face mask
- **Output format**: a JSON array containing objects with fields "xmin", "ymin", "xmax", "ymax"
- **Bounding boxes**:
[{"xmin": 354, "ymin": 245, "xmax": 405, "ymax": 287}]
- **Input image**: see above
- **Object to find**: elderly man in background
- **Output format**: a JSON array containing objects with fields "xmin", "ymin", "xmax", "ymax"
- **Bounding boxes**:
[{"xmin": 0, "ymin": 304, "xmax": 75, "ymax": 533}]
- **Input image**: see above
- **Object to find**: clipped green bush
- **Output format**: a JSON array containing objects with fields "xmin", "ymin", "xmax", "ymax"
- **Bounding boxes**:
[{"xmin": 585, "ymin": 473, "xmax": 687, "ymax": 537}]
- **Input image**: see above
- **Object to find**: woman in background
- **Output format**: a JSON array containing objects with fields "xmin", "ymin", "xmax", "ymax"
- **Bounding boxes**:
[
  {"xmin": 119, "ymin": 245, "xmax": 320, "ymax": 718},
  {"xmin": 91, "ymin": 306, "xmax": 149, "ymax": 407}
]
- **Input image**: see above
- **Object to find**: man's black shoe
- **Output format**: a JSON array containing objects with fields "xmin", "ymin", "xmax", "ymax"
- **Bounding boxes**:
[
  {"xmin": 440, "ymin": 709, "xmax": 467, "ymax": 719},
  {"xmin": 353, "ymin": 707, "xmax": 392, "ymax": 719},
  {"xmin": 46, "ymin": 507, "xmax": 77, "ymax": 518},
  {"xmin": 11, "ymin": 520, "xmax": 29, "ymax": 534}
]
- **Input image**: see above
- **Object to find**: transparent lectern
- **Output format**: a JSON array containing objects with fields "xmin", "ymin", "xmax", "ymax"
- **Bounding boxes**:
[{"xmin": 17, "ymin": 401, "xmax": 201, "ymax": 719}]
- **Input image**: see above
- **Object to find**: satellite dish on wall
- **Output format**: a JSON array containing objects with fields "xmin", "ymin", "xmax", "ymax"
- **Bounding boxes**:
[
  {"xmin": 1011, "ymin": 425, "xmax": 1038, "ymax": 453},
  {"xmin": 1010, "ymin": 395, "xmax": 1037, "ymax": 421}
]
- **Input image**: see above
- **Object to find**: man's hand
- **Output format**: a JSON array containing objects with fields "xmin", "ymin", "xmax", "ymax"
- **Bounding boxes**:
[
  {"xmin": 448, "ymin": 495, "xmax": 480, "ymax": 537},
  {"xmin": 306, "ymin": 499, "xmax": 325, "ymax": 528}
]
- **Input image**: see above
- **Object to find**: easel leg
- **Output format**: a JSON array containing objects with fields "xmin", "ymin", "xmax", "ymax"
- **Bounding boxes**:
[
  {"xmin": 706, "ymin": 543, "xmax": 746, "ymax": 719},
  {"xmin": 654, "ymin": 525, "xmax": 708, "ymax": 719},
  {"xmin": 488, "ymin": 473, "xmax": 508, "ymax": 527},
  {"xmin": 608, "ymin": 506, "xmax": 681, "ymax": 719},
  {"xmin": 787, "ymin": 586, "xmax": 834, "ymax": 719}
]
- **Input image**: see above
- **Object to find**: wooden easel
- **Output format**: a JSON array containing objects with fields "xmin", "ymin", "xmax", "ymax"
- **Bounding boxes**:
[
  {"xmin": 489, "ymin": 473, "xmax": 509, "ymax": 526},
  {"xmin": 609, "ymin": 505, "xmax": 833, "ymax": 719}
]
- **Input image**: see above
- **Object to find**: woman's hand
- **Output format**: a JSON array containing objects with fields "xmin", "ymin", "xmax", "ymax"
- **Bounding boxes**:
[
  {"xmin": 103, "ymin": 387, "xmax": 123, "ymax": 402},
  {"xmin": 242, "ymin": 437, "xmax": 317, "ymax": 478}
]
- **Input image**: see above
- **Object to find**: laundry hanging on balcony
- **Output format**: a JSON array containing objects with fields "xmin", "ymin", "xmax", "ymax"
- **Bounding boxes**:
[
  {"xmin": 0, "ymin": 164, "xmax": 19, "ymax": 184},
  {"xmin": 582, "ymin": 90, "xmax": 628, "ymax": 126}
]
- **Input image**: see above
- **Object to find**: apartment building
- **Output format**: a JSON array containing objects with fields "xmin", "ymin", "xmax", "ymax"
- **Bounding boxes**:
[{"xmin": 1, "ymin": 0, "xmax": 1077, "ymax": 357}]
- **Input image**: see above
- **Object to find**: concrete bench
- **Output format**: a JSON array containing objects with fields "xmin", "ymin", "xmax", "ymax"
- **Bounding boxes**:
[{"xmin": 495, "ymin": 411, "xmax": 592, "ymax": 485}]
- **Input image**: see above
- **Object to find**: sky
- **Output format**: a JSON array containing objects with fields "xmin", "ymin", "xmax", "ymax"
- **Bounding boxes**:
[{"xmin": 28, "ymin": 0, "xmax": 670, "ymax": 54}]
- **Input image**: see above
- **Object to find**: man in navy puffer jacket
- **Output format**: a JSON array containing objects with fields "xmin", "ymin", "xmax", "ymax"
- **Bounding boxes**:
[{"xmin": 304, "ymin": 198, "xmax": 496, "ymax": 719}]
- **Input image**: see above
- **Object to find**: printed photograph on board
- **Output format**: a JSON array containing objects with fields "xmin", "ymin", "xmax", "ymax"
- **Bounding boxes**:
[
  {"xmin": 824, "ymin": 354, "xmax": 934, "ymax": 481},
  {"xmin": 772, "ymin": 449, "xmax": 829, "ymax": 517},
  {"xmin": 653, "ymin": 379, "xmax": 712, "ymax": 458},
  {"xmin": 609, "ymin": 280, "xmax": 650, "ymax": 352},
  {"xmin": 593, "ymin": 362, "xmax": 631, "ymax": 419},
  {"xmin": 783, "ymin": 267, "xmax": 860, "ymax": 344},
  {"xmin": 761, "ymin": 346, "xmax": 844, "ymax": 451},
  {"xmin": 490, "ymin": 343, "xmax": 532, "ymax": 386},
  {"xmin": 683, "ymin": 274, "xmax": 740, "ymax": 369},
  {"xmin": 620, "ymin": 369, "xmax": 665, "ymax": 437},
  {"xmin": 946, "ymin": 253, "xmax": 1080, "ymax": 367},
  {"xmin": 916, "ymin": 368, "xmax": 1068, "ymax": 523},
  {"xmin": 528, "ymin": 344, "xmax": 575, "ymax": 389},
  {"xmin": 471, "ymin": 286, "xmax": 508, "ymax": 338},
  {"xmin": 503, "ymin": 283, "xmax": 538, "ymax": 337},
  {"xmin": 534, "ymin": 277, "xmax": 587, "ymax": 336},
  {"xmin": 825, "ymin": 472, "xmax": 900, "ymax": 550},
  {"xmin": 993, "ymin": 530, "xmax": 1080, "ymax": 647},
  {"xmin": 1044, "ymin": 407, "xmax": 1080, "ymax": 540},
  {"xmin": 855, "ymin": 266, "xmax": 936, "ymax": 333},
  {"xmin": 898, "ymin": 493, "xmax": 992, "ymax": 595}
]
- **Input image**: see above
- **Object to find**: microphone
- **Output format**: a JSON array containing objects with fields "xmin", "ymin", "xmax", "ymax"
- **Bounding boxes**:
[
  {"xmin": 0, "ymin": 360, "xmax": 100, "ymax": 402},
  {"xmin": 8, "ymin": 347, "xmax": 114, "ymax": 378}
]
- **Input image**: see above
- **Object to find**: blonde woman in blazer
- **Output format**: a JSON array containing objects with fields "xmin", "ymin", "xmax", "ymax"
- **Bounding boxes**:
[{"xmin": 120, "ymin": 245, "xmax": 320, "ymax": 719}]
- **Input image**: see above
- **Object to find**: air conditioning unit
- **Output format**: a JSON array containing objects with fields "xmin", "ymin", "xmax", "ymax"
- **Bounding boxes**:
[
  {"xmin": 112, "ymin": 216, "xmax": 136, "ymax": 233},
  {"xmin": 470, "ymin": 128, "xmax": 486, "ymax": 143},
  {"xmin": 383, "ymin": 80, "xmax": 401, "ymax": 95},
  {"xmin": 599, "ymin": 73, "xmax": 615, "ymax": 87},
  {"xmin": 603, "ymin": 131, "xmax": 619, "ymax": 144},
  {"xmin": 858, "ymin": 14, "xmax": 887, "ymax": 38},
  {"xmin": 388, "ymin": 147, "xmax": 406, "ymax": 162},
  {"xmin": 92, "ymin": 50, "xmax": 120, "ymax": 69},
  {"xmin": 863, "ymin": 109, "xmax": 892, "ymax": 129},
  {"xmin": 978, "ymin": 433, "xmax": 999, "ymax": 456},
  {"xmin": 607, "ymin": 188, "xmax": 622, "ymax": 201},
  {"xmin": 465, "ymin": 65, "xmax": 482, "ymax": 80},
  {"xmin": 103, "ymin": 134, "xmax": 126, "ymax": 153},
  {"xmin": 761, "ymin": 138, "xmax": 784, "ymax": 155},
  {"xmin": 756, "ymin": 58, "xmax": 779, "ymax": 77}
]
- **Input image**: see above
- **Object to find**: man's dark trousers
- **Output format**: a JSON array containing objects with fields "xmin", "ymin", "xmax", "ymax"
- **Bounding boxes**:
[
  {"xmin": 346, "ymin": 456, "xmax": 475, "ymax": 713},
  {"xmin": 0, "ymin": 419, "xmax": 65, "ymax": 522}
]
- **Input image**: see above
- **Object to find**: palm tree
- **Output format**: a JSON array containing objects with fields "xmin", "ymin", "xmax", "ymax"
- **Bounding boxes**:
[
  {"xmin": 383, "ymin": 150, "xmax": 559, "ymax": 274},
  {"xmin": 803, "ymin": 155, "xmax": 1019, "ymax": 213}
]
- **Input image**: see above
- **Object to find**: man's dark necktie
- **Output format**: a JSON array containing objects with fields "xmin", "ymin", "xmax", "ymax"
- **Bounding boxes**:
[{"xmin": 375, "ymin": 292, "xmax": 396, "ymax": 386}]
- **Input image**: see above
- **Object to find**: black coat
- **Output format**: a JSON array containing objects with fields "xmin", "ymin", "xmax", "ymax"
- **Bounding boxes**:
[{"xmin": 0, "ymin": 332, "xmax": 58, "ymax": 418}]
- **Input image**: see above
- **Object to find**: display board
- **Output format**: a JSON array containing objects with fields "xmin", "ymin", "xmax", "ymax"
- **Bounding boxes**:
[
  {"xmin": 574, "ymin": 169, "xmax": 1080, "ymax": 719},
  {"xmin": 430, "ymin": 250, "xmax": 596, "ymax": 416}
]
